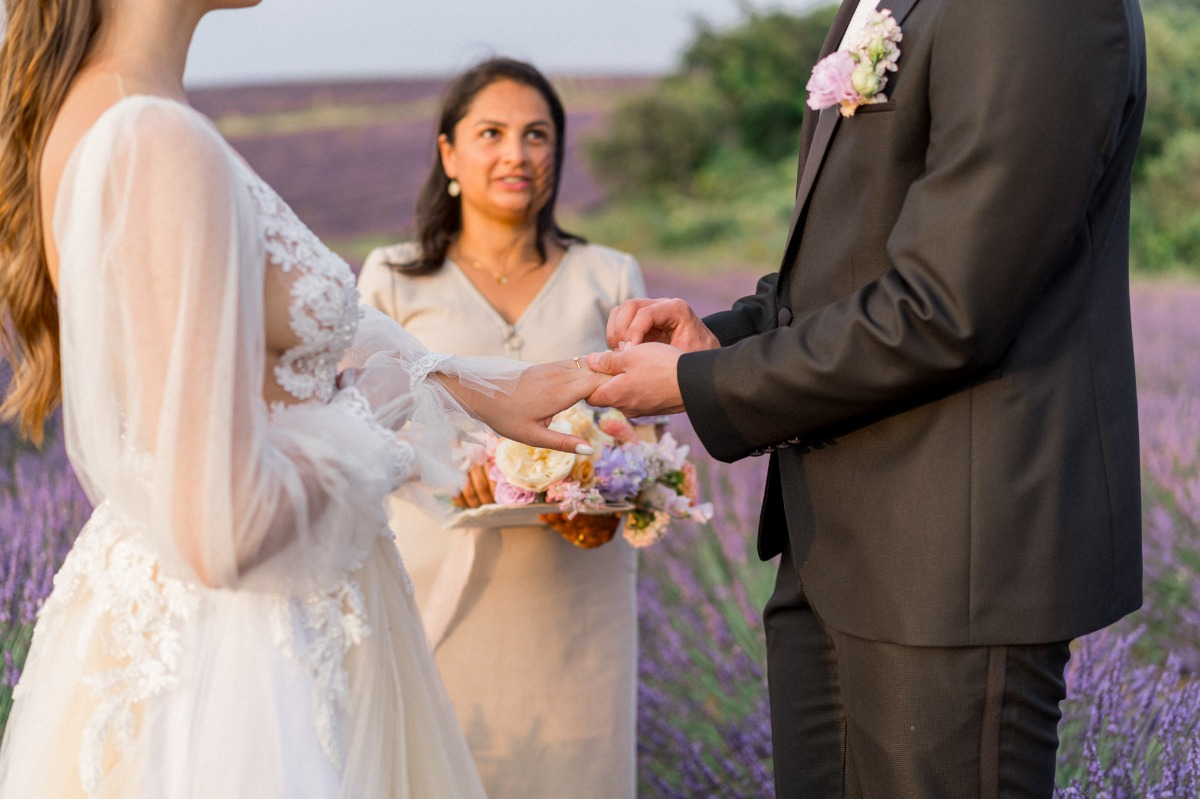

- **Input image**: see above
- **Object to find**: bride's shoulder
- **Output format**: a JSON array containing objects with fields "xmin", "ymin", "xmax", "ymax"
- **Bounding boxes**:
[{"xmin": 84, "ymin": 96, "xmax": 223, "ymax": 159}]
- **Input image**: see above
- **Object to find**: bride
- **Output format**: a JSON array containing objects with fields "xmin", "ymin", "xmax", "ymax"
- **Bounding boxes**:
[{"xmin": 0, "ymin": 0, "xmax": 606, "ymax": 796}]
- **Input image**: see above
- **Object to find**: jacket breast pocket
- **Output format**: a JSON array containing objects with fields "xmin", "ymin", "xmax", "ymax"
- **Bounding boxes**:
[{"xmin": 852, "ymin": 101, "xmax": 896, "ymax": 115}]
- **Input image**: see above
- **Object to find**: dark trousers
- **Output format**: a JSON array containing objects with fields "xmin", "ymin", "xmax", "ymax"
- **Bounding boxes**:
[{"xmin": 764, "ymin": 544, "xmax": 1071, "ymax": 799}]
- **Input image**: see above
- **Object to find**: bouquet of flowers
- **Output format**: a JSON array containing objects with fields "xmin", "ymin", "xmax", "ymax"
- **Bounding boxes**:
[{"xmin": 462, "ymin": 403, "xmax": 713, "ymax": 549}]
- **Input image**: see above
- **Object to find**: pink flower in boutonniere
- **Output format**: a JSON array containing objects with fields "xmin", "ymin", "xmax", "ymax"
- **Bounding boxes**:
[{"xmin": 807, "ymin": 8, "xmax": 903, "ymax": 117}]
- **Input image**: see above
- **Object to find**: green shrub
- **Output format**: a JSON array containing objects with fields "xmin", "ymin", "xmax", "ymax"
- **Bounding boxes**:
[
  {"xmin": 585, "ymin": 3, "xmax": 836, "ymax": 202},
  {"xmin": 1132, "ymin": 131, "xmax": 1200, "ymax": 273},
  {"xmin": 585, "ymin": 78, "xmax": 725, "ymax": 198},
  {"xmin": 1138, "ymin": 3, "xmax": 1200, "ymax": 178},
  {"xmin": 682, "ymin": 5, "xmax": 837, "ymax": 161}
]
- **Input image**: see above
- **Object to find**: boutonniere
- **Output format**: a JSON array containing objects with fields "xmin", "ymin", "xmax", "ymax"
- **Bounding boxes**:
[{"xmin": 806, "ymin": 8, "xmax": 903, "ymax": 117}]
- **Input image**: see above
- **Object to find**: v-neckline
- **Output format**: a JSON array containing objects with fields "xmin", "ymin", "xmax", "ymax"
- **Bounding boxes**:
[{"xmin": 447, "ymin": 246, "xmax": 573, "ymax": 330}]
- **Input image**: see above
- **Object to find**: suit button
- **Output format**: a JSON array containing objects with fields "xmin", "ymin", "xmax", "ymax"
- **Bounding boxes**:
[{"xmin": 777, "ymin": 307, "xmax": 793, "ymax": 327}]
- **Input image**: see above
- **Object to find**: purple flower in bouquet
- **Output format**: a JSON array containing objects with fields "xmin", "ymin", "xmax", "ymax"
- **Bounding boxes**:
[{"xmin": 595, "ymin": 444, "xmax": 650, "ymax": 502}]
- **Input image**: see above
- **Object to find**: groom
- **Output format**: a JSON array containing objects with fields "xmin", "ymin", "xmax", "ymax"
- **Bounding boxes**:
[{"xmin": 588, "ymin": 0, "xmax": 1146, "ymax": 795}]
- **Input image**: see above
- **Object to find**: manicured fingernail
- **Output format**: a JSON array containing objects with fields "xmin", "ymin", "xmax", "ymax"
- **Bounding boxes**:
[{"xmin": 575, "ymin": 444, "xmax": 594, "ymax": 456}]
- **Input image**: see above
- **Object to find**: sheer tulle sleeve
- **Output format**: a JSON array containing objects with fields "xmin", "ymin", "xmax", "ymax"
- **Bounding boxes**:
[
  {"xmin": 53, "ymin": 97, "xmax": 496, "ymax": 592},
  {"xmin": 340, "ymin": 305, "xmax": 524, "ymax": 511}
]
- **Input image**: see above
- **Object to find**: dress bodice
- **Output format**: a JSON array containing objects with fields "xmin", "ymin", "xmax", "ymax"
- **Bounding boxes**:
[{"xmin": 245, "ymin": 174, "xmax": 359, "ymax": 405}]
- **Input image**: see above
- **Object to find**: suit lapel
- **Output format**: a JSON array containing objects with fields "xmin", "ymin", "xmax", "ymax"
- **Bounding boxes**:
[
  {"xmin": 781, "ymin": 0, "xmax": 922, "ymax": 272},
  {"xmin": 798, "ymin": 0, "xmax": 863, "ymax": 172}
]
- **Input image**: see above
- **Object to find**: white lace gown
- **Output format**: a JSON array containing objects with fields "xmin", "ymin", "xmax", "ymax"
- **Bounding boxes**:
[{"xmin": 0, "ymin": 96, "xmax": 494, "ymax": 798}]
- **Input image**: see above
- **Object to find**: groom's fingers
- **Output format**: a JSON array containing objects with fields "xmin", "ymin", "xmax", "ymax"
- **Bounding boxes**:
[
  {"xmin": 625, "ymin": 300, "xmax": 685, "ymax": 347},
  {"xmin": 607, "ymin": 299, "xmax": 656, "ymax": 349},
  {"xmin": 587, "ymin": 349, "xmax": 627, "ymax": 376},
  {"xmin": 585, "ymin": 372, "xmax": 626, "ymax": 410}
]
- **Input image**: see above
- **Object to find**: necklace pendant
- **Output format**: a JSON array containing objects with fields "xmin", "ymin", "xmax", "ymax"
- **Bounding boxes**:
[{"xmin": 497, "ymin": 275, "xmax": 509, "ymax": 285}]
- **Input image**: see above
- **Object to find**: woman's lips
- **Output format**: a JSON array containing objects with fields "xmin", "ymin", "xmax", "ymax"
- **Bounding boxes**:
[{"xmin": 495, "ymin": 175, "xmax": 533, "ymax": 190}]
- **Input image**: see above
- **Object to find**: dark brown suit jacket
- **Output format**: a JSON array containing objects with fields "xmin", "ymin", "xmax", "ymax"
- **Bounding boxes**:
[{"xmin": 678, "ymin": 0, "xmax": 1146, "ymax": 647}]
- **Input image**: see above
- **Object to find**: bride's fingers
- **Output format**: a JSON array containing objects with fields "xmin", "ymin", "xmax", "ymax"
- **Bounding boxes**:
[{"xmin": 518, "ymin": 423, "xmax": 595, "ymax": 455}]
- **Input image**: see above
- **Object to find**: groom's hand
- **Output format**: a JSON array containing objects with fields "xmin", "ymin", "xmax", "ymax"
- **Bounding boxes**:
[
  {"xmin": 606, "ymin": 298, "xmax": 720, "ymax": 353},
  {"xmin": 585, "ymin": 343, "xmax": 685, "ymax": 417}
]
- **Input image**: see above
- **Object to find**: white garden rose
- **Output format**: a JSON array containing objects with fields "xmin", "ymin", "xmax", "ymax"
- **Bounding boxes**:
[
  {"xmin": 553, "ymin": 403, "xmax": 615, "ymax": 450},
  {"xmin": 493, "ymin": 438, "xmax": 577, "ymax": 492}
]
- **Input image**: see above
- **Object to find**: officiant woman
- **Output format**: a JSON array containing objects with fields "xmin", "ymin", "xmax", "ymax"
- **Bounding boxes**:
[{"xmin": 357, "ymin": 58, "xmax": 645, "ymax": 799}]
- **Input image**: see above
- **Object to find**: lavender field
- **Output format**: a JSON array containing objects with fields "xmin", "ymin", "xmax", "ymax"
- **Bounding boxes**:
[
  {"xmin": 2, "ymin": 78, "xmax": 1198, "ymax": 795},
  {"xmin": 2, "ymin": 274, "xmax": 1198, "ymax": 795}
]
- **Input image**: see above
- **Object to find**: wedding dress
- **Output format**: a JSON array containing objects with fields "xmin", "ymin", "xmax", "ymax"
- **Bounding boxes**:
[{"xmin": 0, "ymin": 95, "xmax": 497, "ymax": 798}]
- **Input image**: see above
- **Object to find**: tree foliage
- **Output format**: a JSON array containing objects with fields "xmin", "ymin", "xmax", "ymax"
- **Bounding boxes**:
[
  {"xmin": 586, "ymin": 4, "xmax": 836, "ymax": 199},
  {"xmin": 1131, "ymin": 0, "xmax": 1200, "ymax": 272},
  {"xmin": 681, "ymin": 5, "xmax": 837, "ymax": 161}
]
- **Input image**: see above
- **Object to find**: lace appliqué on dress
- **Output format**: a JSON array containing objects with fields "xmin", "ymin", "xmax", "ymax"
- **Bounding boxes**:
[
  {"xmin": 37, "ymin": 502, "xmax": 200, "ymax": 796},
  {"xmin": 269, "ymin": 579, "xmax": 371, "ymax": 769},
  {"xmin": 246, "ymin": 176, "xmax": 359, "ymax": 403}
]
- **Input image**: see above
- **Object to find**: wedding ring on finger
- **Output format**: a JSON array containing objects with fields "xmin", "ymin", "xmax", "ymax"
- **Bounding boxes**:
[{"xmin": 573, "ymin": 356, "xmax": 583, "ymax": 369}]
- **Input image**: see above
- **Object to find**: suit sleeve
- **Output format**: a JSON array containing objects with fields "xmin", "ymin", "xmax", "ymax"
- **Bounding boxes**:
[
  {"xmin": 678, "ymin": 0, "xmax": 1140, "ymax": 462},
  {"xmin": 702, "ymin": 272, "xmax": 781, "ymax": 347}
]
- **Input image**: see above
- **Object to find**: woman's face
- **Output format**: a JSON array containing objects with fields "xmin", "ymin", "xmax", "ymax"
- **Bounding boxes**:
[{"xmin": 440, "ymin": 79, "xmax": 557, "ymax": 228}]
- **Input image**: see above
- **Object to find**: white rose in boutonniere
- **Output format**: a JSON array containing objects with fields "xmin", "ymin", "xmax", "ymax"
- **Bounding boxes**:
[{"xmin": 807, "ymin": 8, "xmax": 902, "ymax": 117}]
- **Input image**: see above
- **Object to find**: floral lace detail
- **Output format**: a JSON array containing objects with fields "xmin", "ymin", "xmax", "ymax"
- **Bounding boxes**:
[
  {"xmin": 408, "ymin": 352, "xmax": 452, "ymax": 386},
  {"xmin": 269, "ymin": 579, "xmax": 371, "ymax": 769},
  {"xmin": 37, "ymin": 502, "xmax": 200, "ymax": 796},
  {"xmin": 329, "ymin": 386, "xmax": 418, "ymax": 489},
  {"xmin": 245, "ymin": 175, "xmax": 359, "ymax": 403}
]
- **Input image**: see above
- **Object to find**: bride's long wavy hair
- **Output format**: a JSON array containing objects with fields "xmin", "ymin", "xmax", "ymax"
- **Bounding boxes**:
[{"xmin": 0, "ymin": 0, "xmax": 101, "ymax": 444}]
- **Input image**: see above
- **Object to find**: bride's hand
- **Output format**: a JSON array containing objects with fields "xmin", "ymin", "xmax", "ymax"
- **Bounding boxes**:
[{"xmin": 451, "ymin": 358, "xmax": 609, "ymax": 454}]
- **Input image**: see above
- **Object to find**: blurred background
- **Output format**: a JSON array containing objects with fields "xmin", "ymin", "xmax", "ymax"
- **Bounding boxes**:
[{"xmin": 4, "ymin": 1, "xmax": 1200, "ymax": 794}]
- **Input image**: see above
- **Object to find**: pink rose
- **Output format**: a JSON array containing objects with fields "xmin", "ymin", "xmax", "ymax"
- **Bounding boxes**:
[
  {"xmin": 599, "ymin": 416, "xmax": 636, "ymax": 445},
  {"xmin": 494, "ymin": 478, "xmax": 537, "ymax": 505},
  {"xmin": 806, "ymin": 50, "xmax": 859, "ymax": 112}
]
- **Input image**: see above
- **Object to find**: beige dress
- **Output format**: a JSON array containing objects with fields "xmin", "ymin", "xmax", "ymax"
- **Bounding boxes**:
[{"xmin": 358, "ymin": 242, "xmax": 643, "ymax": 799}]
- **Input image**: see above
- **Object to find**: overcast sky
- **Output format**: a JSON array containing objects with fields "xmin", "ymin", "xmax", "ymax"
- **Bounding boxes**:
[{"xmin": 187, "ymin": 0, "xmax": 830, "ymax": 86}]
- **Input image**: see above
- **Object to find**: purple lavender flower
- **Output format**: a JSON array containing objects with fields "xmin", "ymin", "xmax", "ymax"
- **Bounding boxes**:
[{"xmin": 595, "ymin": 444, "xmax": 649, "ymax": 502}]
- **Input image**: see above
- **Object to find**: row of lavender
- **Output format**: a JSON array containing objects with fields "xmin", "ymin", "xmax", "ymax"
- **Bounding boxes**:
[
  {"xmin": 0, "ymin": 404, "xmax": 90, "ymax": 724},
  {"xmin": 1, "ymin": 278, "xmax": 1198, "ymax": 793},
  {"xmin": 634, "ymin": 275, "xmax": 1200, "ymax": 796}
]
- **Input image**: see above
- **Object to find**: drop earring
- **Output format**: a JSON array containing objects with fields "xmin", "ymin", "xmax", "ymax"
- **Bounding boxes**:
[{"xmin": 447, "ymin": 179, "xmax": 461, "ymax": 198}]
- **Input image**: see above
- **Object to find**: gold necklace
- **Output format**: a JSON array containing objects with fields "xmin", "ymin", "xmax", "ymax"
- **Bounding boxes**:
[{"xmin": 459, "ymin": 251, "xmax": 543, "ymax": 285}]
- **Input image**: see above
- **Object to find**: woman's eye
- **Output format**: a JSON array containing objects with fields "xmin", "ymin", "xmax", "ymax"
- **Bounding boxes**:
[
  {"xmin": 526, "ymin": 129, "xmax": 550, "ymax": 143},
  {"xmin": 480, "ymin": 128, "xmax": 500, "ymax": 140}
]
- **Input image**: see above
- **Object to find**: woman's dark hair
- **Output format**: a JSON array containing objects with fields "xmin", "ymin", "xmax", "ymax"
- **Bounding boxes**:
[{"xmin": 394, "ymin": 57, "xmax": 585, "ymax": 275}]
